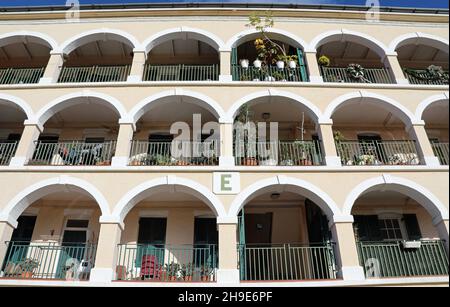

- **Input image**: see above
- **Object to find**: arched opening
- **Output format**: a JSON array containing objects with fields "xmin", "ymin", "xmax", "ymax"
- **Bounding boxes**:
[
  {"xmin": 29, "ymin": 97, "xmax": 121, "ymax": 166},
  {"xmin": 396, "ymin": 37, "xmax": 448, "ymax": 85},
  {"xmin": 116, "ymin": 185, "xmax": 219, "ymax": 282},
  {"xmin": 236, "ymin": 184, "xmax": 337, "ymax": 281},
  {"xmin": 129, "ymin": 96, "xmax": 220, "ymax": 166},
  {"xmin": 422, "ymin": 99, "xmax": 449, "ymax": 165},
  {"xmin": 231, "ymin": 32, "xmax": 308, "ymax": 82},
  {"xmin": 0, "ymin": 99, "xmax": 27, "ymax": 165},
  {"xmin": 316, "ymin": 34, "xmax": 394, "ymax": 84},
  {"xmin": 331, "ymin": 96, "xmax": 422, "ymax": 166},
  {"xmin": 351, "ymin": 188, "xmax": 448, "ymax": 278},
  {"xmin": 59, "ymin": 35, "xmax": 134, "ymax": 83},
  {"xmin": 232, "ymin": 95, "xmax": 323, "ymax": 166},
  {"xmin": 0, "ymin": 181, "xmax": 107, "ymax": 281},
  {"xmin": 144, "ymin": 31, "xmax": 220, "ymax": 81},
  {"xmin": 0, "ymin": 35, "xmax": 51, "ymax": 84}
]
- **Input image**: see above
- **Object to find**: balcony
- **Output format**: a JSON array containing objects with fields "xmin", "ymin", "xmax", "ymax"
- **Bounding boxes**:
[
  {"xmin": 0, "ymin": 141, "xmax": 17, "ymax": 166},
  {"xmin": 320, "ymin": 66, "xmax": 393, "ymax": 84},
  {"xmin": 116, "ymin": 244, "xmax": 218, "ymax": 282},
  {"xmin": 1, "ymin": 241, "xmax": 97, "ymax": 281},
  {"xmin": 357, "ymin": 240, "xmax": 448, "ymax": 278},
  {"xmin": 0, "ymin": 67, "xmax": 45, "ymax": 85},
  {"xmin": 129, "ymin": 140, "xmax": 219, "ymax": 166},
  {"xmin": 403, "ymin": 68, "xmax": 449, "ymax": 85},
  {"xmin": 234, "ymin": 140, "xmax": 323, "ymax": 166},
  {"xmin": 58, "ymin": 65, "xmax": 131, "ymax": 83},
  {"xmin": 232, "ymin": 65, "xmax": 305, "ymax": 82},
  {"xmin": 143, "ymin": 64, "xmax": 219, "ymax": 81},
  {"xmin": 29, "ymin": 141, "xmax": 116, "ymax": 166},
  {"xmin": 336, "ymin": 140, "xmax": 421, "ymax": 166},
  {"xmin": 432, "ymin": 142, "xmax": 449, "ymax": 165},
  {"xmin": 238, "ymin": 243, "xmax": 336, "ymax": 281}
]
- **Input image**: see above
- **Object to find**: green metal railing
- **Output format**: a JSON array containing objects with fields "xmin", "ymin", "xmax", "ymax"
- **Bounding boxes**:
[
  {"xmin": 320, "ymin": 66, "xmax": 394, "ymax": 84},
  {"xmin": 29, "ymin": 140, "xmax": 116, "ymax": 166},
  {"xmin": 116, "ymin": 244, "xmax": 218, "ymax": 282},
  {"xmin": 234, "ymin": 140, "xmax": 323, "ymax": 166},
  {"xmin": 336, "ymin": 140, "xmax": 422, "ymax": 166},
  {"xmin": 0, "ymin": 142, "xmax": 18, "ymax": 166},
  {"xmin": 58, "ymin": 65, "xmax": 130, "ymax": 83},
  {"xmin": 357, "ymin": 240, "xmax": 449, "ymax": 278},
  {"xmin": 143, "ymin": 64, "xmax": 219, "ymax": 81},
  {"xmin": 1, "ymin": 241, "xmax": 97, "ymax": 281},
  {"xmin": 129, "ymin": 140, "xmax": 219, "ymax": 166},
  {"xmin": 432, "ymin": 142, "xmax": 449, "ymax": 165},
  {"xmin": 232, "ymin": 65, "xmax": 305, "ymax": 82},
  {"xmin": 404, "ymin": 68, "xmax": 449, "ymax": 85},
  {"xmin": 238, "ymin": 243, "xmax": 336, "ymax": 281},
  {"xmin": 0, "ymin": 67, "xmax": 44, "ymax": 84}
]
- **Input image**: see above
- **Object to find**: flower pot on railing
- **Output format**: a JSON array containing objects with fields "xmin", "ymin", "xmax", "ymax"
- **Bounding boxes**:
[
  {"xmin": 240, "ymin": 59, "xmax": 250, "ymax": 69},
  {"xmin": 288, "ymin": 60, "xmax": 297, "ymax": 69},
  {"xmin": 264, "ymin": 76, "xmax": 276, "ymax": 82},
  {"xmin": 242, "ymin": 157, "xmax": 258, "ymax": 166},
  {"xmin": 299, "ymin": 159, "xmax": 313, "ymax": 166},
  {"xmin": 276, "ymin": 61, "xmax": 285, "ymax": 69},
  {"xmin": 253, "ymin": 59, "xmax": 262, "ymax": 69}
]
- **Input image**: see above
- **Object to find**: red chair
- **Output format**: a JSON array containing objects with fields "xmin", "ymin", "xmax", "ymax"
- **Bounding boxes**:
[{"xmin": 140, "ymin": 255, "xmax": 160, "ymax": 280}]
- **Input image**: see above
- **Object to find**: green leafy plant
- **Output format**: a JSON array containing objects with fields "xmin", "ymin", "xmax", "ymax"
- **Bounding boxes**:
[{"xmin": 318, "ymin": 55, "xmax": 331, "ymax": 67}]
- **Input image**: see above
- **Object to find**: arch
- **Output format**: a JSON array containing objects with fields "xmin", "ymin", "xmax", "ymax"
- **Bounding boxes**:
[
  {"xmin": 343, "ymin": 175, "xmax": 449, "ymax": 222},
  {"xmin": 143, "ymin": 27, "xmax": 225, "ymax": 54},
  {"xmin": 323, "ymin": 91, "xmax": 418, "ymax": 125},
  {"xmin": 0, "ymin": 176, "xmax": 111, "ymax": 227},
  {"xmin": 58, "ymin": 28, "xmax": 141, "ymax": 55},
  {"xmin": 310, "ymin": 29, "xmax": 389, "ymax": 57},
  {"xmin": 0, "ymin": 31, "xmax": 57, "ymax": 50},
  {"xmin": 127, "ymin": 89, "xmax": 227, "ymax": 124},
  {"xmin": 228, "ymin": 176, "xmax": 343, "ymax": 221},
  {"xmin": 35, "ymin": 91, "xmax": 127, "ymax": 126},
  {"xmin": 226, "ymin": 89, "xmax": 324, "ymax": 124},
  {"xmin": 415, "ymin": 93, "xmax": 449, "ymax": 121},
  {"xmin": 112, "ymin": 176, "xmax": 227, "ymax": 223},
  {"xmin": 225, "ymin": 28, "xmax": 309, "ymax": 51},
  {"xmin": 389, "ymin": 32, "xmax": 449, "ymax": 54},
  {"xmin": 0, "ymin": 93, "xmax": 34, "ymax": 120}
]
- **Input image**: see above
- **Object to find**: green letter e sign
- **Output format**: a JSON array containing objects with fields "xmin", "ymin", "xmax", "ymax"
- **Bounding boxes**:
[{"xmin": 221, "ymin": 174, "xmax": 232, "ymax": 192}]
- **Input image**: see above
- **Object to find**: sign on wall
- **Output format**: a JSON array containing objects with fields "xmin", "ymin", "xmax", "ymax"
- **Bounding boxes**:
[{"xmin": 213, "ymin": 172, "xmax": 240, "ymax": 195}]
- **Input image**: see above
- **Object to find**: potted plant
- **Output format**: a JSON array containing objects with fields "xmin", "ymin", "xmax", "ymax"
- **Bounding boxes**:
[
  {"xmin": 253, "ymin": 59, "xmax": 262, "ymax": 69},
  {"xmin": 235, "ymin": 103, "xmax": 258, "ymax": 166},
  {"xmin": 181, "ymin": 263, "xmax": 193, "ymax": 282},
  {"xmin": 18, "ymin": 258, "xmax": 39, "ymax": 279},
  {"xmin": 318, "ymin": 55, "xmax": 331, "ymax": 67},
  {"xmin": 201, "ymin": 266, "xmax": 213, "ymax": 282},
  {"xmin": 240, "ymin": 59, "xmax": 249, "ymax": 69},
  {"xmin": 165, "ymin": 262, "xmax": 181, "ymax": 281}
]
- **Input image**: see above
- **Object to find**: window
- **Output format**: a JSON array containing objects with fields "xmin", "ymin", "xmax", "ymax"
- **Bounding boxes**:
[{"xmin": 379, "ymin": 218, "xmax": 405, "ymax": 241}]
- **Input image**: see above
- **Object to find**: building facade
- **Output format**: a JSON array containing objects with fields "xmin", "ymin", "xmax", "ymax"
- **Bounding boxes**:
[{"xmin": 0, "ymin": 3, "xmax": 448, "ymax": 286}]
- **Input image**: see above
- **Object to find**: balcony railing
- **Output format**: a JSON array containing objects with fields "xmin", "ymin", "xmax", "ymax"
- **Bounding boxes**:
[
  {"xmin": 28, "ymin": 141, "xmax": 116, "ymax": 166},
  {"xmin": 1, "ymin": 241, "xmax": 97, "ymax": 281},
  {"xmin": 58, "ymin": 65, "xmax": 131, "ymax": 83},
  {"xmin": 0, "ymin": 67, "xmax": 44, "ymax": 84},
  {"xmin": 0, "ymin": 141, "xmax": 18, "ymax": 166},
  {"xmin": 116, "ymin": 244, "xmax": 218, "ymax": 282},
  {"xmin": 432, "ymin": 142, "xmax": 449, "ymax": 165},
  {"xmin": 129, "ymin": 140, "xmax": 219, "ymax": 166},
  {"xmin": 238, "ymin": 243, "xmax": 336, "ymax": 281},
  {"xmin": 404, "ymin": 68, "xmax": 449, "ymax": 85},
  {"xmin": 143, "ymin": 64, "xmax": 219, "ymax": 81},
  {"xmin": 357, "ymin": 240, "xmax": 449, "ymax": 278},
  {"xmin": 320, "ymin": 66, "xmax": 394, "ymax": 84},
  {"xmin": 234, "ymin": 140, "xmax": 323, "ymax": 166},
  {"xmin": 232, "ymin": 65, "xmax": 306, "ymax": 82},
  {"xmin": 336, "ymin": 140, "xmax": 421, "ymax": 166}
]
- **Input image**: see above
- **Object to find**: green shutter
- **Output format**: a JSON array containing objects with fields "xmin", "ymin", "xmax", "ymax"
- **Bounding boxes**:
[
  {"xmin": 353, "ymin": 215, "xmax": 383, "ymax": 241},
  {"xmin": 238, "ymin": 209, "xmax": 246, "ymax": 278},
  {"xmin": 403, "ymin": 214, "xmax": 422, "ymax": 241},
  {"xmin": 297, "ymin": 48, "xmax": 308, "ymax": 82},
  {"xmin": 231, "ymin": 47, "xmax": 238, "ymax": 81}
]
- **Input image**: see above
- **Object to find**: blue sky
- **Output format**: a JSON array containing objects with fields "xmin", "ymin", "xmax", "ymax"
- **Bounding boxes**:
[{"xmin": 0, "ymin": 0, "xmax": 448, "ymax": 9}]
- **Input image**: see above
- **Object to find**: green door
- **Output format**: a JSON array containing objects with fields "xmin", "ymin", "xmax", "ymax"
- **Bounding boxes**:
[{"xmin": 193, "ymin": 218, "xmax": 218, "ymax": 270}]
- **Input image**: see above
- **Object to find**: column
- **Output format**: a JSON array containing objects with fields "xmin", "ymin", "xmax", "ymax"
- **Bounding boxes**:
[
  {"xmin": 383, "ymin": 54, "xmax": 409, "ymax": 85},
  {"xmin": 0, "ymin": 222, "xmax": 15, "ymax": 270},
  {"xmin": 433, "ymin": 217, "xmax": 449, "ymax": 253},
  {"xmin": 111, "ymin": 123, "xmax": 135, "ymax": 167},
  {"xmin": 317, "ymin": 122, "xmax": 341, "ymax": 167},
  {"xmin": 219, "ymin": 50, "xmax": 232, "ymax": 82},
  {"xmin": 407, "ymin": 123, "xmax": 441, "ymax": 167},
  {"xmin": 127, "ymin": 50, "xmax": 147, "ymax": 82},
  {"xmin": 90, "ymin": 222, "xmax": 122, "ymax": 283},
  {"xmin": 330, "ymin": 220, "xmax": 366, "ymax": 281},
  {"xmin": 39, "ymin": 52, "xmax": 64, "ymax": 84},
  {"xmin": 9, "ymin": 122, "xmax": 42, "ymax": 167},
  {"xmin": 304, "ymin": 51, "xmax": 323, "ymax": 83},
  {"xmin": 219, "ymin": 122, "xmax": 235, "ymax": 167},
  {"xmin": 217, "ymin": 222, "xmax": 240, "ymax": 284}
]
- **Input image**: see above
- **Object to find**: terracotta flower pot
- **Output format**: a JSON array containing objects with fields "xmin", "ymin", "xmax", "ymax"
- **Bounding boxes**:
[
  {"xmin": 201, "ymin": 275, "xmax": 210, "ymax": 282},
  {"xmin": 243, "ymin": 158, "xmax": 258, "ymax": 166},
  {"xmin": 21, "ymin": 271, "xmax": 33, "ymax": 279}
]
